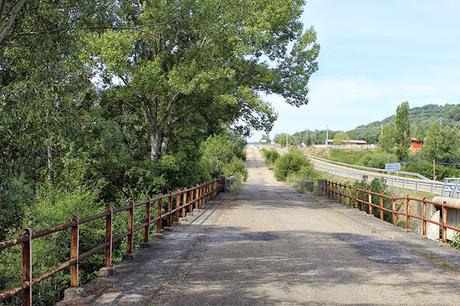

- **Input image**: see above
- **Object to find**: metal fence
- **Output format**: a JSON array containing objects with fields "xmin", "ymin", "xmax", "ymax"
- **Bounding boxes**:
[
  {"xmin": 313, "ymin": 164, "xmax": 455, "ymax": 195},
  {"xmin": 0, "ymin": 179, "xmax": 221, "ymax": 306},
  {"xmin": 309, "ymin": 155, "xmax": 429, "ymax": 180}
]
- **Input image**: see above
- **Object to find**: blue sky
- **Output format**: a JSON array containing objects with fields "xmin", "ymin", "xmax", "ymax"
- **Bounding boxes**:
[{"xmin": 251, "ymin": 0, "xmax": 460, "ymax": 141}]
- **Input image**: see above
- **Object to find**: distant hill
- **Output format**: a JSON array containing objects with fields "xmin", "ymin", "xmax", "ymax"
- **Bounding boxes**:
[{"xmin": 347, "ymin": 104, "xmax": 460, "ymax": 144}]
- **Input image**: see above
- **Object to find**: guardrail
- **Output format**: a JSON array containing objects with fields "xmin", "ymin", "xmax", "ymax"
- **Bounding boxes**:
[
  {"xmin": 320, "ymin": 180, "xmax": 460, "ymax": 242},
  {"xmin": 0, "ymin": 179, "xmax": 221, "ymax": 306},
  {"xmin": 314, "ymin": 165, "xmax": 451, "ymax": 195},
  {"xmin": 308, "ymin": 155, "xmax": 430, "ymax": 180}
]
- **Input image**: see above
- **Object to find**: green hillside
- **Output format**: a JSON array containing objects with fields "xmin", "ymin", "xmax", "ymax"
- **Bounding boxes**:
[{"xmin": 348, "ymin": 104, "xmax": 460, "ymax": 143}]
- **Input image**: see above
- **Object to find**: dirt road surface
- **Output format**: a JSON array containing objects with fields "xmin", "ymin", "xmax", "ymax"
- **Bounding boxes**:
[{"xmin": 62, "ymin": 146, "xmax": 460, "ymax": 305}]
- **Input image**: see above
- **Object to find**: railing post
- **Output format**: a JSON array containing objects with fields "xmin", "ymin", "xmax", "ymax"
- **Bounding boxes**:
[
  {"xmin": 175, "ymin": 192, "xmax": 180, "ymax": 223},
  {"xmin": 442, "ymin": 201, "xmax": 448, "ymax": 243},
  {"xmin": 182, "ymin": 190, "xmax": 187, "ymax": 219},
  {"xmin": 379, "ymin": 194, "xmax": 384, "ymax": 221},
  {"xmin": 167, "ymin": 194, "xmax": 173, "ymax": 227},
  {"xmin": 189, "ymin": 189, "xmax": 193, "ymax": 214},
  {"xmin": 368, "ymin": 192, "xmax": 373, "ymax": 215},
  {"xmin": 338, "ymin": 183, "xmax": 342, "ymax": 203},
  {"xmin": 391, "ymin": 197, "xmax": 397, "ymax": 225},
  {"xmin": 144, "ymin": 197, "xmax": 151, "ymax": 243},
  {"xmin": 405, "ymin": 195, "xmax": 410, "ymax": 230},
  {"xmin": 355, "ymin": 188, "xmax": 359, "ymax": 208},
  {"xmin": 195, "ymin": 185, "xmax": 199, "ymax": 209},
  {"xmin": 70, "ymin": 216, "xmax": 79, "ymax": 287},
  {"xmin": 127, "ymin": 200, "xmax": 134, "ymax": 254},
  {"xmin": 105, "ymin": 206, "xmax": 113, "ymax": 267},
  {"xmin": 422, "ymin": 197, "xmax": 427, "ymax": 239},
  {"xmin": 157, "ymin": 194, "xmax": 163, "ymax": 234},
  {"xmin": 22, "ymin": 228, "xmax": 32, "ymax": 306},
  {"xmin": 203, "ymin": 184, "xmax": 208, "ymax": 209}
]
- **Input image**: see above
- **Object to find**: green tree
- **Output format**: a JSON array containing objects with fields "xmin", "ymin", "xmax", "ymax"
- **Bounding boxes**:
[
  {"xmin": 424, "ymin": 122, "xmax": 460, "ymax": 164},
  {"xmin": 85, "ymin": 0, "xmax": 319, "ymax": 159},
  {"xmin": 379, "ymin": 123, "xmax": 396, "ymax": 152},
  {"xmin": 395, "ymin": 101, "xmax": 411, "ymax": 160},
  {"xmin": 333, "ymin": 131, "xmax": 349, "ymax": 145}
]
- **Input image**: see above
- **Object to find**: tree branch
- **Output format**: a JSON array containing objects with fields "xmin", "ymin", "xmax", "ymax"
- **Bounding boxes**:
[{"xmin": 0, "ymin": 0, "xmax": 27, "ymax": 46}]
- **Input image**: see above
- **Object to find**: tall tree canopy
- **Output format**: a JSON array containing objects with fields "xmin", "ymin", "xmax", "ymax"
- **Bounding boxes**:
[
  {"xmin": 85, "ymin": 0, "xmax": 319, "ymax": 159},
  {"xmin": 395, "ymin": 101, "xmax": 411, "ymax": 160}
]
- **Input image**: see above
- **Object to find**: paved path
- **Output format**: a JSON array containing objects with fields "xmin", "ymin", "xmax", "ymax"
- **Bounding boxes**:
[{"xmin": 62, "ymin": 146, "xmax": 460, "ymax": 305}]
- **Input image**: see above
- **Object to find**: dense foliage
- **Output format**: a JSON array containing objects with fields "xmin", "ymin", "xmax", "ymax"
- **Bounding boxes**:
[
  {"xmin": 273, "ymin": 148, "xmax": 317, "ymax": 181},
  {"xmin": 353, "ymin": 177, "xmax": 393, "ymax": 222},
  {"xmin": 260, "ymin": 148, "xmax": 280, "ymax": 166},
  {"xmin": 0, "ymin": 1, "xmax": 319, "ymax": 304},
  {"xmin": 349, "ymin": 103, "xmax": 460, "ymax": 144}
]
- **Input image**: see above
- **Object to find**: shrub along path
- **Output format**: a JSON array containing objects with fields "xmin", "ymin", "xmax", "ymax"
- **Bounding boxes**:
[{"xmin": 61, "ymin": 146, "xmax": 460, "ymax": 305}]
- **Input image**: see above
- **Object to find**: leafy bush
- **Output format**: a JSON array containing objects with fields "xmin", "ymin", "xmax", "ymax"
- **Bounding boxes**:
[
  {"xmin": 402, "ymin": 160, "xmax": 460, "ymax": 180},
  {"xmin": 353, "ymin": 177, "xmax": 393, "ymax": 221},
  {"xmin": 328, "ymin": 149, "xmax": 367, "ymax": 164},
  {"xmin": 359, "ymin": 151, "xmax": 398, "ymax": 168},
  {"xmin": 286, "ymin": 164, "xmax": 319, "ymax": 192},
  {"xmin": 200, "ymin": 134, "xmax": 246, "ymax": 177},
  {"xmin": 261, "ymin": 148, "xmax": 280, "ymax": 165},
  {"xmin": 274, "ymin": 148, "xmax": 310, "ymax": 181},
  {"xmin": 223, "ymin": 157, "xmax": 248, "ymax": 183}
]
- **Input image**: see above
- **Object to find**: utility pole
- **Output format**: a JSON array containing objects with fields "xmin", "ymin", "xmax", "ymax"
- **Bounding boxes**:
[
  {"xmin": 325, "ymin": 125, "xmax": 329, "ymax": 146},
  {"xmin": 433, "ymin": 159, "xmax": 436, "ymax": 180}
]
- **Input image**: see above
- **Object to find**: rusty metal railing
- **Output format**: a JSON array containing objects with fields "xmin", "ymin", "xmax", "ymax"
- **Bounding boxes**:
[
  {"xmin": 323, "ymin": 180, "xmax": 460, "ymax": 243},
  {"xmin": 0, "ymin": 179, "xmax": 221, "ymax": 305}
]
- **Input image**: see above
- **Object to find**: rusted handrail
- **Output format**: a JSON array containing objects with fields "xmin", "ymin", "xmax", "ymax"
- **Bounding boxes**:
[
  {"xmin": 0, "ymin": 178, "xmax": 221, "ymax": 305},
  {"xmin": 324, "ymin": 180, "xmax": 460, "ymax": 243}
]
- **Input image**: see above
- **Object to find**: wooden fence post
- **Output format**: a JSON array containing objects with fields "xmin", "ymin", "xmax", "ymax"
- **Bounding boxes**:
[
  {"xmin": 144, "ymin": 197, "xmax": 151, "ymax": 243},
  {"xmin": 405, "ymin": 195, "xmax": 410, "ymax": 230},
  {"xmin": 182, "ymin": 190, "xmax": 187, "ymax": 219},
  {"xmin": 368, "ymin": 192, "xmax": 373, "ymax": 215},
  {"xmin": 70, "ymin": 216, "xmax": 79, "ymax": 287},
  {"xmin": 195, "ymin": 185, "xmax": 199, "ymax": 209},
  {"xmin": 391, "ymin": 197, "xmax": 397, "ymax": 225},
  {"xmin": 379, "ymin": 194, "xmax": 384, "ymax": 221},
  {"xmin": 189, "ymin": 189, "xmax": 193, "ymax": 213},
  {"xmin": 167, "ymin": 194, "xmax": 173, "ymax": 227},
  {"xmin": 105, "ymin": 206, "xmax": 113, "ymax": 267},
  {"xmin": 354, "ymin": 188, "xmax": 359, "ymax": 208},
  {"xmin": 175, "ymin": 192, "xmax": 180, "ymax": 223},
  {"xmin": 22, "ymin": 228, "xmax": 33, "ymax": 306},
  {"xmin": 203, "ymin": 185, "xmax": 208, "ymax": 209},
  {"xmin": 442, "ymin": 201, "xmax": 448, "ymax": 243},
  {"xmin": 422, "ymin": 197, "xmax": 427, "ymax": 239},
  {"xmin": 127, "ymin": 200, "xmax": 134, "ymax": 254},
  {"xmin": 157, "ymin": 194, "xmax": 163, "ymax": 234}
]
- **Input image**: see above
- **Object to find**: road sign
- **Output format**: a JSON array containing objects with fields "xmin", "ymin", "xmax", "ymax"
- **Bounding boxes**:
[{"xmin": 385, "ymin": 163, "xmax": 401, "ymax": 172}]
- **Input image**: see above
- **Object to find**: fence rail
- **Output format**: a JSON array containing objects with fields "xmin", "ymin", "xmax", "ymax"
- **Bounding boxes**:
[
  {"xmin": 315, "ymin": 165, "xmax": 451, "ymax": 195},
  {"xmin": 0, "ymin": 179, "xmax": 221, "ymax": 306},
  {"xmin": 309, "ymin": 155, "xmax": 430, "ymax": 180},
  {"xmin": 321, "ymin": 180, "xmax": 460, "ymax": 243}
]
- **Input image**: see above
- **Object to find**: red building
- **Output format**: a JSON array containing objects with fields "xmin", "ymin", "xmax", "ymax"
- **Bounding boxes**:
[{"xmin": 410, "ymin": 137, "xmax": 423, "ymax": 152}]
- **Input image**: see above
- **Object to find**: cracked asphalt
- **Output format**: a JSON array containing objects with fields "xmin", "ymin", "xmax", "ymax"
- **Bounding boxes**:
[{"xmin": 61, "ymin": 146, "xmax": 460, "ymax": 305}]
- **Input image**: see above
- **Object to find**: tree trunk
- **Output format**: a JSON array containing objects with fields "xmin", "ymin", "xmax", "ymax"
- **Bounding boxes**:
[{"xmin": 150, "ymin": 132, "xmax": 163, "ymax": 160}]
